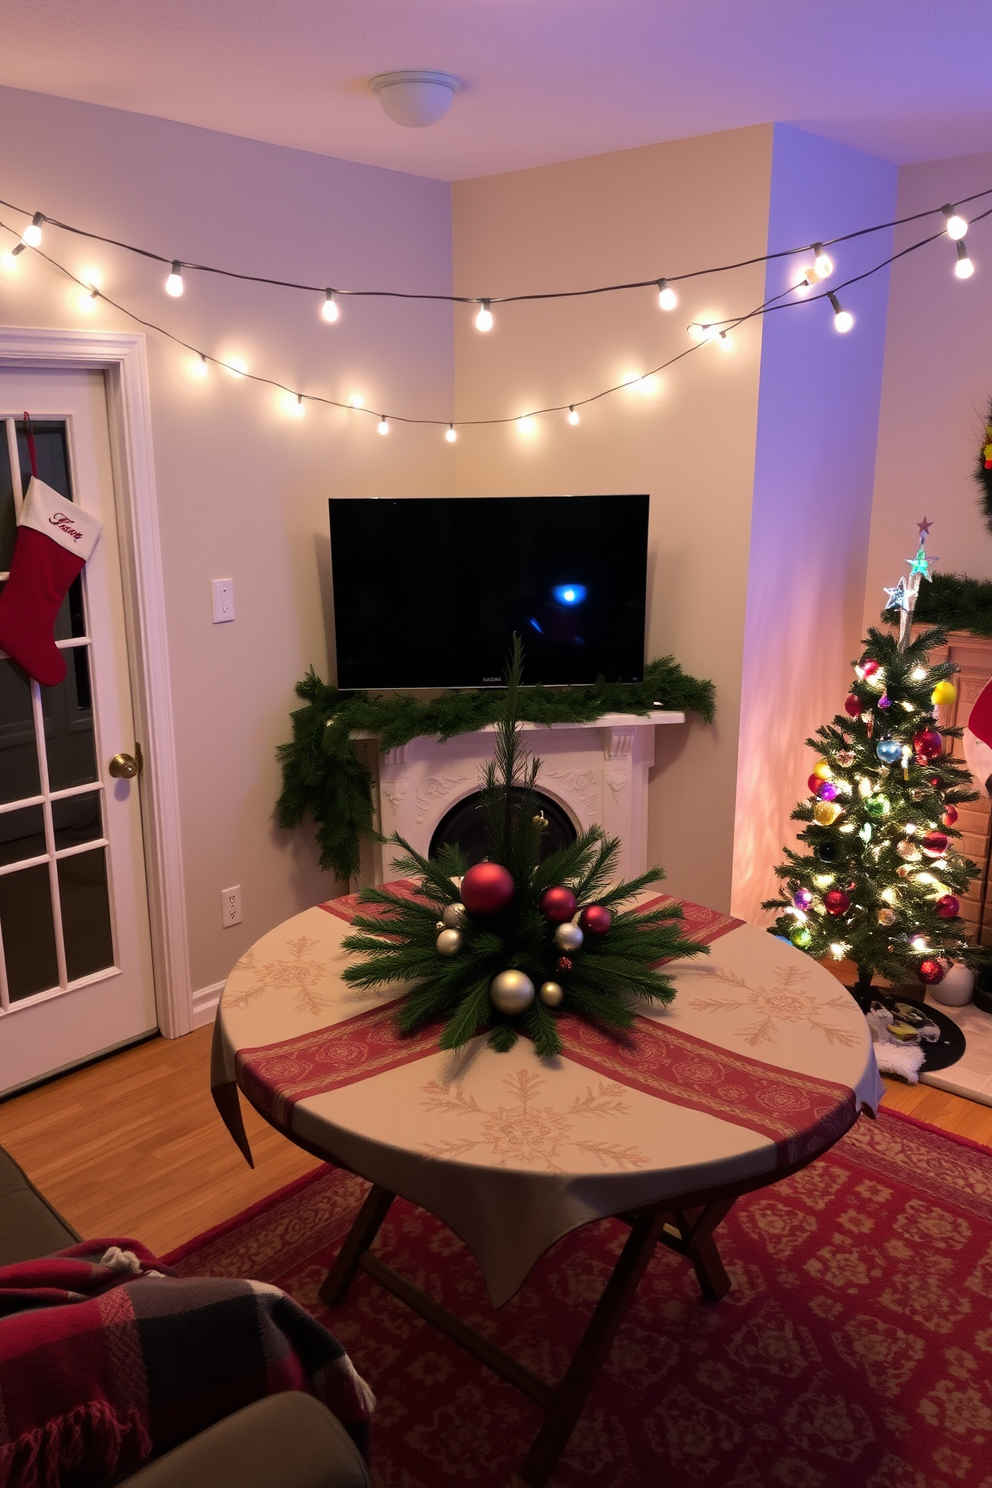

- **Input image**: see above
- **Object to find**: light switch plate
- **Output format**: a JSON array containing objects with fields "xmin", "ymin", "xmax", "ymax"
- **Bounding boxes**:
[{"xmin": 211, "ymin": 578, "xmax": 235, "ymax": 623}]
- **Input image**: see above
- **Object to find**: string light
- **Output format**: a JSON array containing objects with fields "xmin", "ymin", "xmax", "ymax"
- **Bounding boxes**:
[
  {"xmin": 955, "ymin": 241, "xmax": 975, "ymax": 279},
  {"xmin": 321, "ymin": 289, "xmax": 340, "ymax": 323},
  {"xmin": 290, "ymin": 394, "xmax": 305, "ymax": 418},
  {"xmin": 812, "ymin": 242, "xmax": 833, "ymax": 279},
  {"xmin": 224, "ymin": 356, "xmax": 248, "ymax": 379},
  {"xmin": 943, "ymin": 205, "xmax": 969, "ymax": 240},
  {"xmin": 377, "ymin": 415, "xmax": 389, "ymax": 435},
  {"xmin": 165, "ymin": 261, "xmax": 184, "ymax": 298},
  {"xmin": 567, "ymin": 406, "xmax": 580, "ymax": 425},
  {"xmin": 190, "ymin": 354, "xmax": 209, "ymax": 378},
  {"xmin": 828, "ymin": 292, "xmax": 854, "ymax": 333},
  {"xmin": 445, "ymin": 423, "xmax": 456, "ymax": 442},
  {"xmin": 77, "ymin": 266, "xmax": 101, "ymax": 311},
  {"xmin": 718, "ymin": 330, "xmax": 733, "ymax": 351},
  {"xmin": 475, "ymin": 300, "xmax": 493, "ymax": 332},
  {"xmin": 349, "ymin": 395, "xmax": 365, "ymax": 408},
  {"xmin": 516, "ymin": 415, "xmax": 535, "ymax": 434},
  {"xmin": 15, "ymin": 212, "xmax": 44, "ymax": 253},
  {"xmin": 0, "ymin": 249, "xmax": 19, "ymax": 272},
  {"xmin": 657, "ymin": 279, "xmax": 677, "ymax": 311}
]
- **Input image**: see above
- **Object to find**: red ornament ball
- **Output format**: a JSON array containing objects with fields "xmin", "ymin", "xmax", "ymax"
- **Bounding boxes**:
[
  {"xmin": 913, "ymin": 729, "xmax": 942, "ymax": 761},
  {"xmin": 936, "ymin": 894, "xmax": 960, "ymax": 919},
  {"xmin": 461, "ymin": 862, "xmax": 515, "ymax": 915},
  {"xmin": 807, "ymin": 773, "xmax": 823, "ymax": 794},
  {"xmin": 823, "ymin": 888, "xmax": 851, "ymax": 916},
  {"xmin": 928, "ymin": 775, "xmax": 941, "ymax": 788},
  {"xmin": 556, "ymin": 956, "xmax": 573, "ymax": 974},
  {"xmin": 579, "ymin": 905, "xmax": 612, "ymax": 937},
  {"xmin": 942, "ymin": 805, "xmax": 959, "ymax": 827},
  {"xmin": 920, "ymin": 831, "xmax": 949, "ymax": 858},
  {"xmin": 862, "ymin": 659, "xmax": 880, "ymax": 678},
  {"xmin": 844, "ymin": 694, "xmax": 862, "ymax": 718},
  {"xmin": 917, "ymin": 959, "xmax": 945, "ymax": 985},
  {"xmin": 539, "ymin": 886, "xmax": 577, "ymax": 924}
]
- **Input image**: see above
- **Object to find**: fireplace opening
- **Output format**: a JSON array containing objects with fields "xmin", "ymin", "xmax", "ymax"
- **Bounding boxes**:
[{"xmin": 429, "ymin": 790, "xmax": 577, "ymax": 867}]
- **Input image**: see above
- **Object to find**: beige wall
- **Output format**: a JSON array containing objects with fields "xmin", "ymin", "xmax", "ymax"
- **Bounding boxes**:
[
  {"xmin": 865, "ymin": 150, "xmax": 992, "ymax": 630},
  {"xmin": 452, "ymin": 129, "xmax": 774, "ymax": 909},
  {"xmin": 0, "ymin": 85, "xmax": 454, "ymax": 996}
]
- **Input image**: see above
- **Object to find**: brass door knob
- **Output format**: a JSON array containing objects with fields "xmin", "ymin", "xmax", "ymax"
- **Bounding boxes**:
[{"xmin": 109, "ymin": 752, "xmax": 139, "ymax": 780}]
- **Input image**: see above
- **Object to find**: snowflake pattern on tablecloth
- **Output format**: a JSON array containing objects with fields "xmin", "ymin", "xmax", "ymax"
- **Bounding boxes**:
[
  {"xmin": 224, "ymin": 936, "xmax": 335, "ymax": 1015},
  {"xmin": 687, "ymin": 965, "xmax": 862, "ymax": 1048},
  {"xmin": 418, "ymin": 1068, "xmax": 647, "ymax": 1172}
]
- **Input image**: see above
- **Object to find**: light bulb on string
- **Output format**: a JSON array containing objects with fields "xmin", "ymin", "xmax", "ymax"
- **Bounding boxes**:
[
  {"xmin": 349, "ymin": 395, "xmax": 365, "ymax": 408},
  {"xmin": 475, "ymin": 300, "xmax": 493, "ymax": 332},
  {"xmin": 657, "ymin": 279, "xmax": 677, "ymax": 311},
  {"xmin": 190, "ymin": 354, "xmax": 209, "ymax": 379},
  {"xmin": 942, "ymin": 205, "xmax": 969, "ymax": 240},
  {"xmin": 812, "ymin": 242, "xmax": 833, "ymax": 279},
  {"xmin": 165, "ymin": 261, "xmax": 184, "ymax": 298},
  {"xmin": 290, "ymin": 394, "xmax": 305, "ymax": 419},
  {"xmin": 77, "ymin": 267, "xmax": 101, "ymax": 312},
  {"xmin": 377, "ymin": 415, "xmax": 389, "ymax": 436},
  {"xmin": 718, "ymin": 330, "xmax": 733, "ymax": 352},
  {"xmin": 224, "ymin": 356, "xmax": 248, "ymax": 379},
  {"xmin": 321, "ymin": 290, "xmax": 339, "ymax": 323},
  {"xmin": 793, "ymin": 270, "xmax": 812, "ymax": 297},
  {"xmin": 955, "ymin": 241, "xmax": 975, "ymax": 279},
  {"xmin": 444, "ymin": 423, "xmax": 456, "ymax": 442},
  {"xmin": 567, "ymin": 406, "xmax": 580, "ymax": 425},
  {"xmin": 1, "ymin": 248, "xmax": 20, "ymax": 273},
  {"xmin": 516, "ymin": 415, "xmax": 535, "ymax": 434},
  {"xmin": 829, "ymin": 293, "xmax": 854, "ymax": 333},
  {"xmin": 21, "ymin": 213, "xmax": 43, "ymax": 249}
]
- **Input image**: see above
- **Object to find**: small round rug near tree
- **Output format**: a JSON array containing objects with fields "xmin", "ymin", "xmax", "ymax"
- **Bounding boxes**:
[
  {"xmin": 764, "ymin": 519, "xmax": 985, "ymax": 996},
  {"xmin": 341, "ymin": 640, "xmax": 707, "ymax": 1056}
]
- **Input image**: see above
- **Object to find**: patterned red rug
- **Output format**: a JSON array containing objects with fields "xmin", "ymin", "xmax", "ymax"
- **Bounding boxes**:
[{"xmin": 165, "ymin": 1110, "xmax": 992, "ymax": 1488}]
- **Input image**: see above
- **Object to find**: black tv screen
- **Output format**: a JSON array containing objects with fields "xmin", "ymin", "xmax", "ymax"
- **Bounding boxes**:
[{"xmin": 328, "ymin": 493, "xmax": 649, "ymax": 690}]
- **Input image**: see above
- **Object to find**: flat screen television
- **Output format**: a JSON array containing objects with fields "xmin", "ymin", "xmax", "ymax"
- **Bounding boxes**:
[{"xmin": 328, "ymin": 493, "xmax": 649, "ymax": 690}]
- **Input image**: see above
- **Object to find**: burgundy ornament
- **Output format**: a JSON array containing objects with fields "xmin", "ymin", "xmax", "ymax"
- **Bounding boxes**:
[
  {"xmin": 807, "ymin": 773, "xmax": 823, "ymax": 794},
  {"xmin": 920, "ymin": 831, "xmax": 949, "ymax": 858},
  {"xmin": 539, "ymin": 886, "xmax": 577, "ymax": 924},
  {"xmin": 556, "ymin": 956, "xmax": 573, "ymax": 974},
  {"xmin": 862, "ymin": 659, "xmax": 880, "ymax": 678},
  {"xmin": 844, "ymin": 694, "xmax": 862, "ymax": 718},
  {"xmin": 461, "ymin": 862, "xmax": 515, "ymax": 915},
  {"xmin": 913, "ymin": 728, "xmax": 942, "ymax": 761},
  {"xmin": 579, "ymin": 904, "xmax": 612, "ymax": 937},
  {"xmin": 928, "ymin": 774, "xmax": 941, "ymax": 788},
  {"xmin": 917, "ymin": 959, "xmax": 945, "ymax": 986},
  {"xmin": 942, "ymin": 805, "xmax": 959, "ymax": 827},
  {"xmin": 824, "ymin": 888, "xmax": 851, "ymax": 916},
  {"xmin": 936, "ymin": 894, "xmax": 960, "ymax": 919}
]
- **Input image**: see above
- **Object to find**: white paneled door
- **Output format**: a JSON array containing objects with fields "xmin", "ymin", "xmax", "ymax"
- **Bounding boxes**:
[{"xmin": 0, "ymin": 368, "xmax": 156, "ymax": 1093}]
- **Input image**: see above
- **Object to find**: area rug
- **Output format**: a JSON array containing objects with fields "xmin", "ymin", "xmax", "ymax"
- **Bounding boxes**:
[{"xmin": 165, "ymin": 1110, "xmax": 992, "ymax": 1488}]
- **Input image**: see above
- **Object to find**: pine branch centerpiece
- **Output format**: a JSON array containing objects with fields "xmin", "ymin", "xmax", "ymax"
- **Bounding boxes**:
[
  {"xmin": 765, "ymin": 521, "xmax": 985, "ymax": 994},
  {"xmin": 341, "ymin": 640, "xmax": 707, "ymax": 1057}
]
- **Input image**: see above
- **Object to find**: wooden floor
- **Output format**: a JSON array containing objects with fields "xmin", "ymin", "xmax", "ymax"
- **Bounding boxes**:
[{"xmin": 0, "ymin": 1016, "xmax": 990, "ymax": 1258}]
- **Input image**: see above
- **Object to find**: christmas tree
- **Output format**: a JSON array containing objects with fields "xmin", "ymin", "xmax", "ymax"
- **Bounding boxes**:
[{"xmin": 764, "ymin": 520, "xmax": 983, "ymax": 994}]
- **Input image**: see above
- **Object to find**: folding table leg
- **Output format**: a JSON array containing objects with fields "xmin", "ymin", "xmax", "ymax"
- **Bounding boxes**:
[
  {"xmin": 518, "ymin": 1208, "xmax": 669, "ymax": 1488},
  {"xmin": 319, "ymin": 1183, "xmax": 396, "ymax": 1306},
  {"xmin": 670, "ymin": 1199, "xmax": 735, "ymax": 1301}
]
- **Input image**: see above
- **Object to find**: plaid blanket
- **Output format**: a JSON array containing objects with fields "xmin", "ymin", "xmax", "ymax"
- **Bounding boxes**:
[{"xmin": 0, "ymin": 1239, "xmax": 374, "ymax": 1488}]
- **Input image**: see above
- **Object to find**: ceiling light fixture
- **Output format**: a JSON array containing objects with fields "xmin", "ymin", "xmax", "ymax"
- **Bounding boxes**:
[{"xmin": 370, "ymin": 71, "xmax": 462, "ymax": 128}]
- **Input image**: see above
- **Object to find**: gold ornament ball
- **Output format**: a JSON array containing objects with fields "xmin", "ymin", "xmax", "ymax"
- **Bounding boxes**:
[
  {"xmin": 813, "ymin": 760, "xmax": 833, "ymax": 780},
  {"xmin": 930, "ymin": 680, "xmax": 957, "ymax": 707},
  {"xmin": 813, "ymin": 800, "xmax": 842, "ymax": 826},
  {"xmin": 436, "ymin": 928, "xmax": 464, "ymax": 956},
  {"xmin": 539, "ymin": 980, "xmax": 564, "ymax": 1007},
  {"xmin": 877, "ymin": 908, "xmax": 896, "ymax": 926},
  {"xmin": 554, "ymin": 921, "xmax": 584, "ymax": 952},
  {"xmin": 490, "ymin": 969, "xmax": 535, "ymax": 1014},
  {"xmin": 442, "ymin": 901, "xmax": 468, "ymax": 930}
]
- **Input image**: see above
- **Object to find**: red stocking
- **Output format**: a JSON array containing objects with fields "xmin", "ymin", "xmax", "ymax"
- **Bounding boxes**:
[{"xmin": 0, "ymin": 478, "xmax": 103, "ymax": 687}]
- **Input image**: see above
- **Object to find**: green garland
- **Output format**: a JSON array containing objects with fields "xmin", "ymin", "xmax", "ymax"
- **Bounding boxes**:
[
  {"xmin": 975, "ymin": 396, "xmax": 992, "ymax": 537},
  {"xmin": 340, "ymin": 640, "xmax": 707, "ymax": 1056},
  {"xmin": 276, "ymin": 656, "xmax": 715, "ymax": 881},
  {"xmin": 883, "ymin": 571, "xmax": 992, "ymax": 637}
]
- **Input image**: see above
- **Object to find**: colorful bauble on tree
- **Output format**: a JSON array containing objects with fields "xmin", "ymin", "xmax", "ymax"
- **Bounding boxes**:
[
  {"xmin": 556, "ymin": 955, "xmax": 574, "ymax": 974},
  {"xmin": 538, "ymin": 886, "xmax": 577, "ymax": 923},
  {"xmin": 817, "ymin": 781, "xmax": 839, "ymax": 801},
  {"xmin": 862, "ymin": 660, "xmax": 880, "ymax": 679},
  {"xmin": 936, "ymin": 894, "xmax": 960, "ymax": 918},
  {"xmin": 845, "ymin": 694, "xmax": 862, "ymax": 718},
  {"xmin": 461, "ymin": 862, "xmax": 515, "ymax": 915},
  {"xmin": 442, "ymin": 902, "xmax": 468, "ymax": 930},
  {"xmin": 865, "ymin": 794, "xmax": 890, "ymax": 819},
  {"xmin": 816, "ymin": 840, "xmax": 840, "ymax": 862},
  {"xmin": 538, "ymin": 980, "xmax": 564, "ymax": 1007},
  {"xmin": 436, "ymin": 929, "xmax": 463, "ymax": 956},
  {"xmin": 876, "ymin": 737, "xmax": 902, "ymax": 765},
  {"xmin": 813, "ymin": 760, "xmax": 833, "ymax": 779},
  {"xmin": 913, "ymin": 728, "xmax": 942, "ymax": 760},
  {"xmin": 920, "ymin": 831, "xmax": 949, "ymax": 858},
  {"xmin": 823, "ymin": 889, "xmax": 850, "ymax": 916},
  {"xmin": 917, "ymin": 959, "xmax": 946, "ymax": 985},
  {"xmin": 793, "ymin": 888, "xmax": 813, "ymax": 910},
  {"xmin": 877, "ymin": 908, "xmax": 896, "ymax": 926},
  {"xmin": 489, "ymin": 969, "xmax": 535, "ymax": 1014},
  {"xmin": 554, "ymin": 921, "xmax": 584, "ymax": 952},
  {"xmin": 579, "ymin": 905, "xmax": 612, "ymax": 936},
  {"xmin": 942, "ymin": 805, "xmax": 959, "ymax": 827},
  {"xmin": 931, "ymin": 680, "xmax": 957, "ymax": 707},
  {"xmin": 813, "ymin": 800, "xmax": 843, "ymax": 826}
]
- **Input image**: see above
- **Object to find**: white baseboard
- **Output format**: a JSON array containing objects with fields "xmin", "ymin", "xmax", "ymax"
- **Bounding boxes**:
[{"xmin": 192, "ymin": 980, "xmax": 225, "ymax": 1029}]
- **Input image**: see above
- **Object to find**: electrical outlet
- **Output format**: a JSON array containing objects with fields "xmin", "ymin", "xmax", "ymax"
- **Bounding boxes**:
[
  {"xmin": 221, "ymin": 885, "xmax": 242, "ymax": 927},
  {"xmin": 211, "ymin": 578, "xmax": 235, "ymax": 623}
]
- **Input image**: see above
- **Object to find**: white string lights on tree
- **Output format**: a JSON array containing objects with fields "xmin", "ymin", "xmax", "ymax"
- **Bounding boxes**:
[{"xmin": 0, "ymin": 187, "xmax": 988, "ymax": 437}]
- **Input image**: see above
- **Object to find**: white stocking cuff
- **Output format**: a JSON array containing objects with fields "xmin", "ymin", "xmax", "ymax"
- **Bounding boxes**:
[{"xmin": 19, "ymin": 477, "xmax": 103, "ymax": 563}]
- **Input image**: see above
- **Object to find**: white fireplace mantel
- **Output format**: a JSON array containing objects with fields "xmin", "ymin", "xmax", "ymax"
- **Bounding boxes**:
[{"xmin": 349, "ymin": 712, "xmax": 684, "ymax": 888}]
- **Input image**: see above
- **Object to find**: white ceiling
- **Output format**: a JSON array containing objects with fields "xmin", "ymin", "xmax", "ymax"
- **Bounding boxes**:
[{"xmin": 1, "ymin": 0, "xmax": 989, "ymax": 182}]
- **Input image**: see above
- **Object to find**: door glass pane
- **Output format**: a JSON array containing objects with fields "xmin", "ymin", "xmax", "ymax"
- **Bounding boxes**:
[
  {"xmin": 58, "ymin": 849, "xmax": 114, "ymax": 981},
  {"xmin": 43, "ymin": 649, "xmax": 97, "ymax": 791},
  {"xmin": 0, "ymin": 805, "xmax": 45, "ymax": 866},
  {"xmin": 53, "ymin": 791, "xmax": 103, "ymax": 851},
  {"xmin": 0, "ymin": 863, "xmax": 58, "ymax": 999},
  {"xmin": 0, "ymin": 657, "xmax": 40, "ymax": 804}
]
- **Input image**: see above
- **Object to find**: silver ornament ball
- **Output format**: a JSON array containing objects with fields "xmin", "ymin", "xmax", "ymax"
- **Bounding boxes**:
[
  {"xmin": 442, "ymin": 901, "xmax": 468, "ymax": 930},
  {"xmin": 436, "ymin": 928, "xmax": 464, "ymax": 956},
  {"xmin": 539, "ymin": 980, "xmax": 564, "ymax": 1007},
  {"xmin": 554, "ymin": 921, "xmax": 584, "ymax": 952},
  {"xmin": 490, "ymin": 969, "xmax": 535, "ymax": 1014}
]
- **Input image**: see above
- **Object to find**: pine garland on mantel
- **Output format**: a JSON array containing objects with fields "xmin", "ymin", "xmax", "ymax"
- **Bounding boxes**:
[
  {"xmin": 884, "ymin": 571, "xmax": 992, "ymax": 638},
  {"xmin": 276, "ymin": 656, "xmax": 716, "ymax": 881}
]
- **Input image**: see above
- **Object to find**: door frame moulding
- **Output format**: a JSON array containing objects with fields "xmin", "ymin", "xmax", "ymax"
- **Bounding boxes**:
[{"xmin": 0, "ymin": 326, "xmax": 191, "ymax": 1038}]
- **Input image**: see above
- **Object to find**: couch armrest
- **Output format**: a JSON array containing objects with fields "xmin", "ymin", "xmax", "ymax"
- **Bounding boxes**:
[
  {"xmin": 0, "ymin": 1145, "xmax": 81, "ymax": 1264},
  {"xmin": 119, "ymin": 1392, "xmax": 371, "ymax": 1488}
]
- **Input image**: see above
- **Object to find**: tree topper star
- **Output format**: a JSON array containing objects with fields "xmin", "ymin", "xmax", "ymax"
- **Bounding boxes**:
[
  {"xmin": 906, "ymin": 544, "xmax": 938, "ymax": 580},
  {"xmin": 884, "ymin": 577, "xmax": 910, "ymax": 611},
  {"xmin": 917, "ymin": 516, "xmax": 933, "ymax": 540}
]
